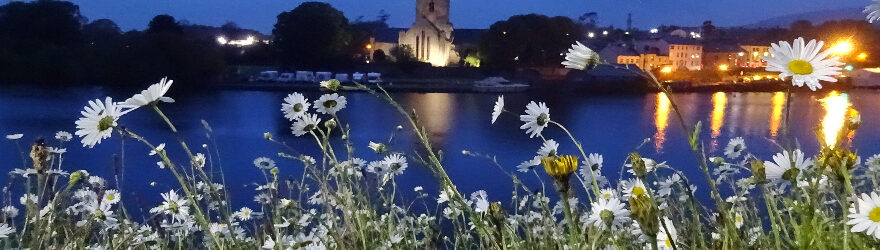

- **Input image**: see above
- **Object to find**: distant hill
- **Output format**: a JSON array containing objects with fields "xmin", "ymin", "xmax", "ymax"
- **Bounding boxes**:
[{"xmin": 744, "ymin": 7, "xmax": 868, "ymax": 28}]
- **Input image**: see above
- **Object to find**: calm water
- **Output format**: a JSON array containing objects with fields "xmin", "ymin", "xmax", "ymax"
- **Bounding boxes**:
[{"xmin": 1, "ymin": 85, "xmax": 878, "ymax": 212}]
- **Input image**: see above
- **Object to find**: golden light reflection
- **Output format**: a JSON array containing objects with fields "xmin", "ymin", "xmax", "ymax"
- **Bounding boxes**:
[
  {"xmin": 407, "ymin": 93, "xmax": 453, "ymax": 143},
  {"xmin": 710, "ymin": 92, "xmax": 727, "ymax": 139},
  {"xmin": 769, "ymin": 92, "xmax": 785, "ymax": 137},
  {"xmin": 820, "ymin": 91, "xmax": 851, "ymax": 149},
  {"xmin": 654, "ymin": 93, "xmax": 670, "ymax": 151}
]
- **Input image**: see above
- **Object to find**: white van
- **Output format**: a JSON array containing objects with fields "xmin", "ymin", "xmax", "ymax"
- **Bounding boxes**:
[
  {"xmin": 295, "ymin": 71, "xmax": 316, "ymax": 82},
  {"xmin": 315, "ymin": 72, "xmax": 333, "ymax": 82},
  {"xmin": 367, "ymin": 72, "xmax": 383, "ymax": 83},
  {"xmin": 277, "ymin": 73, "xmax": 295, "ymax": 83},
  {"xmin": 257, "ymin": 71, "xmax": 279, "ymax": 81}
]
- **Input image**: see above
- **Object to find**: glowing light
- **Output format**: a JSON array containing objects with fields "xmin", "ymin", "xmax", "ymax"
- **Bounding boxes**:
[
  {"xmin": 602, "ymin": 30, "xmax": 609, "ymax": 36},
  {"xmin": 845, "ymin": 65, "xmax": 854, "ymax": 71},
  {"xmin": 769, "ymin": 92, "xmax": 785, "ymax": 137},
  {"xmin": 830, "ymin": 40, "xmax": 854, "ymax": 55},
  {"xmin": 650, "ymin": 28, "xmax": 659, "ymax": 34},
  {"xmin": 408, "ymin": 93, "xmax": 454, "ymax": 142},
  {"xmin": 857, "ymin": 52, "xmax": 868, "ymax": 61},
  {"xmin": 710, "ymin": 92, "xmax": 727, "ymax": 138},
  {"xmin": 587, "ymin": 32, "xmax": 595, "ymax": 38},
  {"xmin": 738, "ymin": 52, "xmax": 745, "ymax": 57},
  {"xmin": 718, "ymin": 64, "xmax": 729, "ymax": 71},
  {"xmin": 764, "ymin": 52, "xmax": 769, "ymax": 57},
  {"xmin": 216, "ymin": 36, "xmax": 228, "ymax": 45},
  {"xmin": 654, "ymin": 93, "xmax": 670, "ymax": 151},
  {"xmin": 820, "ymin": 92, "xmax": 851, "ymax": 149},
  {"xmin": 366, "ymin": 44, "xmax": 373, "ymax": 49},
  {"xmin": 752, "ymin": 51, "xmax": 759, "ymax": 57},
  {"xmin": 752, "ymin": 75, "xmax": 762, "ymax": 81},
  {"xmin": 660, "ymin": 66, "xmax": 673, "ymax": 74}
]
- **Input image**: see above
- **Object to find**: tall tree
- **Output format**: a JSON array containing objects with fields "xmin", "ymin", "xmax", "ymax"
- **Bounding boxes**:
[
  {"xmin": 478, "ymin": 14, "xmax": 579, "ymax": 68},
  {"xmin": 273, "ymin": 2, "xmax": 351, "ymax": 69}
]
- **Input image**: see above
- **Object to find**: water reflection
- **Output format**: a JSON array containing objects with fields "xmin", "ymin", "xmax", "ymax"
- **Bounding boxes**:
[
  {"xmin": 405, "ymin": 93, "xmax": 454, "ymax": 142},
  {"xmin": 769, "ymin": 92, "xmax": 785, "ymax": 137},
  {"xmin": 654, "ymin": 93, "xmax": 670, "ymax": 151},
  {"xmin": 710, "ymin": 92, "xmax": 727, "ymax": 139},
  {"xmin": 820, "ymin": 91, "xmax": 853, "ymax": 149}
]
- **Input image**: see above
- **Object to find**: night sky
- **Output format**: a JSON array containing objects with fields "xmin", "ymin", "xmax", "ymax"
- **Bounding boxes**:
[{"xmin": 66, "ymin": 0, "xmax": 867, "ymax": 33}]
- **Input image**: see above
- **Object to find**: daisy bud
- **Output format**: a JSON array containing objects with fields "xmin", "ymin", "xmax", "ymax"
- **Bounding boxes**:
[
  {"xmin": 847, "ymin": 114, "xmax": 861, "ymax": 131},
  {"xmin": 270, "ymin": 167, "xmax": 279, "ymax": 176},
  {"xmin": 749, "ymin": 160, "xmax": 767, "ymax": 184},
  {"xmin": 150, "ymin": 182, "xmax": 156, "ymax": 186},
  {"xmin": 320, "ymin": 79, "xmax": 341, "ymax": 92},
  {"xmin": 30, "ymin": 138, "xmax": 49, "ymax": 174},
  {"xmin": 263, "ymin": 132, "xmax": 273, "ymax": 140},
  {"xmin": 68, "ymin": 170, "xmax": 88, "ymax": 187},
  {"xmin": 324, "ymin": 119, "xmax": 337, "ymax": 129},
  {"xmin": 629, "ymin": 195, "xmax": 659, "ymax": 238},
  {"xmin": 628, "ymin": 153, "xmax": 648, "ymax": 179},
  {"xmin": 600, "ymin": 209, "xmax": 615, "ymax": 229}
]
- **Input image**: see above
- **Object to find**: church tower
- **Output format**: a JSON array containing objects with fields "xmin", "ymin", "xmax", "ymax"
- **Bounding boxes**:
[{"xmin": 398, "ymin": 0, "xmax": 457, "ymax": 66}]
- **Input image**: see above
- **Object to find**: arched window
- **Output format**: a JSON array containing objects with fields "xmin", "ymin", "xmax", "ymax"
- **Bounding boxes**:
[{"xmin": 428, "ymin": 2, "xmax": 435, "ymax": 12}]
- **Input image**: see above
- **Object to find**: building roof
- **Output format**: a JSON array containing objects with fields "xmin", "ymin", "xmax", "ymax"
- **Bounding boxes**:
[
  {"xmin": 598, "ymin": 43, "xmax": 639, "ymax": 62},
  {"xmin": 374, "ymin": 28, "xmax": 407, "ymax": 43}
]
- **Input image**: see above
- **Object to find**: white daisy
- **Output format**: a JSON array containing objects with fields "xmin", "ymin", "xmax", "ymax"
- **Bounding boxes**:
[
  {"xmin": 657, "ymin": 217, "xmax": 678, "ymax": 250},
  {"xmin": 382, "ymin": 153, "xmax": 408, "ymax": 176},
  {"xmin": 253, "ymin": 157, "xmax": 275, "ymax": 170},
  {"xmin": 281, "ymin": 93, "xmax": 310, "ymax": 120},
  {"xmin": 5, "ymin": 134, "xmax": 22, "ymax": 140},
  {"xmin": 291, "ymin": 113, "xmax": 321, "ymax": 137},
  {"xmin": 470, "ymin": 190, "xmax": 490, "ymax": 213},
  {"xmin": 561, "ymin": 41, "xmax": 600, "ymax": 70},
  {"xmin": 519, "ymin": 101, "xmax": 550, "ymax": 138},
  {"xmin": 866, "ymin": 154, "xmax": 880, "ymax": 174},
  {"xmin": 734, "ymin": 212, "xmax": 745, "ymax": 229},
  {"xmin": 580, "ymin": 153, "xmax": 606, "ymax": 185},
  {"xmin": 866, "ymin": 0, "xmax": 880, "ymax": 23},
  {"xmin": 763, "ymin": 37, "xmax": 843, "ymax": 91},
  {"xmin": 623, "ymin": 179, "xmax": 649, "ymax": 199},
  {"xmin": 584, "ymin": 198, "xmax": 630, "ymax": 231},
  {"xmin": 55, "ymin": 131, "xmax": 73, "ymax": 142},
  {"xmin": 2, "ymin": 206, "xmax": 19, "ymax": 218},
  {"xmin": 847, "ymin": 191, "xmax": 880, "ymax": 240},
  {"xmin": 149, "ymin": 143, "xmax": 165, "ymax": 156},
  {"xmin": 102, "ymin": 190, "xmax": 121, "ymax": 205},
  {"xmin": 121, "ymin": 77, "xmax": 175, "ymax": 108},
  {"xmin": 764, "ymin": 149, "xmax": 813, "ymax": 183},
  {"xmin": 515, "ymin": 156, "xmax": 542, "ymax": 173},
  {"xmin": 314, "ymin": 93, "xmax": 347, "ymax": 115},
  {"xmin": 491, "ymin": 95, "xmax": 504, "ymax": 124},
  {"xmin": 598, "ymin": 188, "xmax": 617, "ymax": 200},
  {"xmin": 538, "ymin": 140, "xmax": 559, "ymax": 158},
  {"xmin": 20, "ymin": 193, "xmax": 37, "ymax": 205},
  {"xmin": 724, "ymin": 137, "xmax": 746, "ymax": 159},
  {"xmin": 235, "ymin": 207, "xmax": 256, "ymax": 221},
  {"xmin": 0, "ymin": 223, "xmax": 14, "ymax": 238},
  {"xmin": 75, "ymin": 97, "xmax": 124, "ymax": 148},
  {"xmin": 153, "ymin": 190, "xmax": 190, "ymax": 221}
]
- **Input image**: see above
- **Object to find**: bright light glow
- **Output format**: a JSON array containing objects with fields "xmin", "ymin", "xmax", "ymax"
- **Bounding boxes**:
[
  {"xmin": 224, "ymin": 35, "xmax": 257, "ymax": 46},
  {"xmin": 752, "ymin": 75, "xmax": 762, "ymax": 81},
  {"xmin": 602, "ymin": 30, "xmax": 609, "ymax": 35},
  {"xmin": 845, "ymin": 65, "xmax": 854, "ymax": 71},
  {"xmin": 820, "ymin": 92, "xmax": 851, "ymax": 149},
  {"xmin": 711, "ymin": 92, "xmax": 727, "ymax": 138},
  {"xmin": 650, "ymin": 28, "xmax": 659, "ymax": 34},
  {"xmin": 769, "ymin": 92, "xmax": 785, "ymax": 137},
  {"xmin": 654, "ymin": 93, "xmax": 670, "ymax": 151},
  {"xmin": 763, "ymin": 52, "xmax": 770, "ymax": 57},
  {"xmin": 857, "ymin": 52, "xmax": 868, "ymax": 61},
  {"xmin": 587, "ymin": 32, "xmax": 595, "ymax": 38},
  {"xmin": 738, "ymin": 52, "xmax": 745, "ymax": 57},
  {"xmin": 625, "ymin": 31, "xmax": 630, "ymax": 35},
  {"xmin": 718, "ymin": 64, "xmax": 729, "ymax": 71},
  {"xmin": 216, "ymin": 36, "xmax": 228, "ymax": 45},
  {"xmin": 830, "ymin": 40, "xmax": 854, "ymax": 55},
  {"xmin": 366, "ymin": 44, "xmax": 373, "ymax": 49},
  {"xmin": 660, "ymin": 66, "xmax": 673, "ymax": 73},
  {"xmin": 752, "ymin": 51, "xmax": 759, "ymax": 57}
]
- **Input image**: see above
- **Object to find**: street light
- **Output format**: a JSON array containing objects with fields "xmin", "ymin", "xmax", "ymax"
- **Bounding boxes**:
[
  {"xmin": 660, "ymin": 66, "xmax": 673, "ymax": 74},
  {"xmin": 857, "ymin": 52, "xmax": 868, "ymax": 61},
  {"xmin": 718, "ymin": 64, "xmax": 729, "ymax": 71},
  {"xmin": 830, "ymin": 40, "xmax": 854, "ymax": 55}
]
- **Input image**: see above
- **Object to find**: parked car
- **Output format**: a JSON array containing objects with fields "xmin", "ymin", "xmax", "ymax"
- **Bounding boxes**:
[
  {"xmin": 316, "ymin": 72, "xmax": 333, "ymax": 82},
  {"xmin": 257, "ymin": 71, "xmax": 279, "ymax": 82},
  {"xmin": 335, "ymin": 73, "xmax": 350, "ymax": 82},
  {"xmin": 352, "ymin": 72, "xmax": 365, "ymax": 82},
  {"xmin": 295, "ymin": 71, "xmax": 316, "ymax": 82},
  {"xmin": 367, "ymin": 72, "xmax": 383, "ymax": 83},
  {"xmin": 277, "ymin": 73, "xmax": 295, "ymax": 83}
]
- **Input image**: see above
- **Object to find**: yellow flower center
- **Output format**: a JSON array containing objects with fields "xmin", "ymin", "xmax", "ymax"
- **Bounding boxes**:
[
  {"xmin": 632, "ymin": 187, "xmax": 645, "ymax": 197},
  {"xmin": 107, "ymin": 195, "xmax": 115, "ymax": 201},
  {"xmin": 870, "ymin": 207, "xmax": 880, "ymax": 222},
  {"xmin": 787, "ymin": 59, "xmax": 813, "ymax": 75},
  {"xmin": 603, "ymin": 193, "xmax": 611, "ymax": 199},
  {"xmin": 736, "ymin": 216, "xmax": 743, "ymax": 223},
  {"xmin": 97, "ymin": 116, "xmax": 115, "ymax": 132}
]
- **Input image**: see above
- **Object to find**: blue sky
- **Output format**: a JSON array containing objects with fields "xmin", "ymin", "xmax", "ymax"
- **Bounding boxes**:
[{"xmin": 66, "ymin": 0, "xmax": 867, "ymax": 33}]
